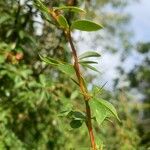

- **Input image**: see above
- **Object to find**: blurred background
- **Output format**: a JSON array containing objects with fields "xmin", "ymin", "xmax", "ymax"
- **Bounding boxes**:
[{"xmin": 0, "ymin": 0, "xmax": 149, "ymax": 149}]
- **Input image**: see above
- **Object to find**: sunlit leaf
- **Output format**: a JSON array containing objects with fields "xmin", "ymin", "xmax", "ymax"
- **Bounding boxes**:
[
  {"xmin": 79, "ymin": 51, "xmax": 101, "ymax": 60},
  {"xmin": 71, "ymin": 20, "xmax": 103, "ymax": 31},
  {"xmin": 34, "ymin": 0, "xmax": 49, "ymax": 13},
  {"xmin": 54, "ymin": 6, "xmax": 86, "ymax": 13},
  {"xmin": 57, "ymin": 15, "xmax": 69, "ymax": 29},
  {"xmin": 90, "ymin": 99, "xmax": 107, "ymax": 124},
  {"xmin": 98, "ymin": 99, "xmax": 120, "ymax": 122},
  {"xmin": 81, "ymin": 63, "xmax": 100, "ymax": 73},
  {"xmin": 90, "ymin": 98, "xmax": 120, "ymax": 125},
  {"xmin": 40, "ymin": 55, "xmax": 75, "ymax": 76},
  {"xmin": 57, "ymin": 63, "xmax": 75, "ymax": 76},
  {"xmin": 39, "ymin": 55, "xmax": 59, "ymax": 65}
]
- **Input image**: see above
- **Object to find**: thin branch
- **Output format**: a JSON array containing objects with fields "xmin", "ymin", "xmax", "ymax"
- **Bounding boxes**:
[{"xmin": 66, "ymin": 29, "xmax": 96, "ymax": 150}]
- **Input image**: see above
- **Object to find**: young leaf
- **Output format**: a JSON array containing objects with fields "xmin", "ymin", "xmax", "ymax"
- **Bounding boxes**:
[
  {"xmin": 79, "ymin": 60, "xmax": 98, "ymax": 64},
  {"xmin": 42, "ymin": 11, "xmax": 52, "ymax": 22},
  {"xmin": 92, "ymin": 85, "xmax": 101, "ymax": 95},
  {"xmin": 54, "ymin": 6, "xmax": 86, "ymax": 13},
  {"xmin": 34, "ymin": 0, "xmax": 49, "ymax": 14},
  {"xmin": 90, "ymin": 98, "xmax": 120, "ymax": 125},
  {"xmin": 57, "ymin": 15, "xmax": 69, "ymax": 29},
  {"xmin": 80, "ymin": 63, "xmax": 100, "ymax": 73},
  {"xmin": 39, "ymin": 55, "xmax": 59, "ymax": 65},
  {"xmin": 79, "ymin": 51, "xmax": 101, "ymax": 60},
  {"xmin": 40, "ymin": 55, "xmax": 75, "ymax": 76},
  {"xmin": 80, "ymin": 76, "xmax": 88, "ymax": 91},
  {"xmin": 70, "ymin": 120, "xmax": 83, "ymax": 129},
  {"xmin": 71, "ymin": 20, "xmax": 103, "ymax": 31}
]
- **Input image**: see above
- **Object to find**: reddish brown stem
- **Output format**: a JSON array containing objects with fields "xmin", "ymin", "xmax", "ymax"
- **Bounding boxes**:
[
  {"xmin": 49, "ymin": 10, "xmax": 96, "ymax": 149},
  {"xmin": 85, "ymin": 101, "xmax": 97, "ymax": 150},
  {"xmin": 66, "ymin": 31, "xmax": 87, "ymax": 95},
  {"xmin": 66, "ymin": 30, "xmax": 96, "ymax": 150}
]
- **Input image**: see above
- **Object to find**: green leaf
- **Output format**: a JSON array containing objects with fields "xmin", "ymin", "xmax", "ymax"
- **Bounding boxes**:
[
  {"xmin": 81, "ymin": 63, "xmax": 100, "ymax": 73},
  {"xmin": 72, "ymin": 111, "xmax": 86, "ymax": 120},
  {"xmin": 90, "ymin": 99, "xmax": 107, "ymax": 124},
  {"xmin": 34, "ymin": 0, "xmax": 49, "ymax": 13},
  {"xmin": 79, "ymin": 60, "xmax": 98, "ymax": 64},
  {"xmin": 92, "ymin": 85, "xmax": 103, "ymax": 96},
  {"xmin": 98, "ymin": 99, "xmax": 120, "ymax": 122},
  {"xmin": 79, "ymin": 51, "xmax": 101, "ymax": 60},
  {"xmin": 71, "ymin": 20, "xmax": 103, "ymax": 31},
  {"xmin": 70, "ymin": 120, "xmax": 82, "ymax": 129},
  {"xmin": 81, "ymin": 76, "xmax": 88, "ymax": 91},
  {"xmin": 54, "ymin": 6, "xmax": 86, "ymax": 13},
  {"xmin": 6, "ymin": 29, "xmax": 14, "ymax": 38},
  {"xmin": 39, "ymin": 55, "xmax": 59, "ymax": 65},
  {"xmin": 0, "ymin": 14, "xmax": 10, "ymax": 24},
  {"xmin": 19, "ymin": 30, "xmax": 24, "ymax": 39},
  {"xmin": 57, "ymin": 63, "xmax": 75, "ymax": 76},
  {"xmin": 40, "ymin": 55, "xmax": 75, "ymax": 76},
  {"xmin": 0, "ymin": 55, "xmax": 5, "ymax": 64},
  {"xmin": 57, "ymin": 15, "xmax": 69, "ymax": 29},
  {"xmin": 70, "ymin": 90, "xmax": 79, "ymax": 100},
  {"xmin": 90, "ymin": 98, "xmax": 120, "ymax": 125},
  {"xmin": 94, "ymin": 132, "xmax": 104, "ymax": 150},
  {"xmin": 39, "ymin": 74, "xmax": 46, "ymax": 86},
  {"xmin": 58, "ymin": 110, "xmax": 71, "ymax": 117},
  {"xmin": 42, "ymin": 11, "xmax": 52, "ymax": 22}
]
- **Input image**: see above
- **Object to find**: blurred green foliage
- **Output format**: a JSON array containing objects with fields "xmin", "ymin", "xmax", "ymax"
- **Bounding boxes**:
[{"xmin": 0, "ymin": 0, "xmax": 149, "ymax": 149}]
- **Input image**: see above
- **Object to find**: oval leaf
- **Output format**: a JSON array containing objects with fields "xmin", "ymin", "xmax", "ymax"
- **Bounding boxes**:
[
  {"xmin": 79, "ymin": 51, "xmax": 101, "ymax": 60},
  {"xmin": 90, "ymin": 98, "xmax": 120, "ymax": 125},
  {"xmin": 71, "ymin": 20, "xmax": 103, "ymax": 31},
  {"xmin": 70, "ymin": 120, "xmax": 82, "ymax": 129},
  {"xmin": 98, "ymin": 99, "xmax": 120, "ymax": 122},
  {"xmin": 90, "ymin": 99, "xmax": 107, "ymax": 124},
  {"xmin": 54, "ymin": 6, "xmax": 86, "ymax": 13},
  {"xmin": 57, "ymin": 15, "xmax": 69, "ymax": 29}
]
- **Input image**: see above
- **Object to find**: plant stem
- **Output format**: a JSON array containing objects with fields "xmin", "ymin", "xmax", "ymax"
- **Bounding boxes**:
[
  {"xmin": 49, "ymin": 9, "xmax": 96, "ymax": 149},
  {"xmin": 66, "ymin": 30, "xmax": 96, "ymax": 150}
]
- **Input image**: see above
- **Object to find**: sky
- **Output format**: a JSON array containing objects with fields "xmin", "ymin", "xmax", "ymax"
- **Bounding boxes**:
[
  {"xmin": 104, "ymin": 0, "xmax": 150, "ymax": 89},
  {"xmin": 102, "ymin": 0, "xmax": 150, "ymax": 90},
  {"xmin": 75, "ymin": 0, "xmax": 150, "ymax": 90},
  {"xmin": 127, "ymin": 0, "xmax": 150, "ymax": 42}
]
